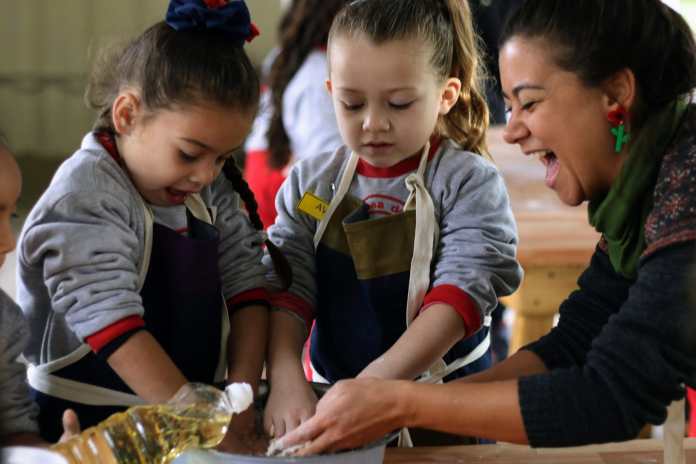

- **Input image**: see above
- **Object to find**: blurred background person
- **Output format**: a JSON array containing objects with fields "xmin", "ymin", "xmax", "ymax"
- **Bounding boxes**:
[{"xmin": 243, "ymin": 0, "xmax": 348, "ymax": 228}]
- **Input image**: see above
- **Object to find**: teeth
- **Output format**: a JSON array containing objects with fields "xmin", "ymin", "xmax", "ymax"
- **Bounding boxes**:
[{"xmin": 528, "ymin": 150, "xmax": 551, "ymax": 161}]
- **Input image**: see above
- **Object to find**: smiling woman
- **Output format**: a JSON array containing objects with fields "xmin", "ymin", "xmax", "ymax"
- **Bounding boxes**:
[
  {"xmin": 276, "ymin": 0, "xmax": 696, "ymax": 454},
  {"xmin": 499, "ymin": 38, "xmax": 625, "ymax": 205}
]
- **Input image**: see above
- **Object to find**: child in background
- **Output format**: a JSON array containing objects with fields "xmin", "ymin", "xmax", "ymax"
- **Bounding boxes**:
[
  {"xmin": 264, "ymin": 0, "xmax": 522, "ymax": 442},
  {"xmin": 0, "ymin": 136, "xmax": 79, "ymax": 446},
  {"xmin": 244, "ymin": 0, "xmax": 347, "ymax": 228},
  {"xmin": 16, "ymin": 0, "xmax": 281, "ymax": 451}
]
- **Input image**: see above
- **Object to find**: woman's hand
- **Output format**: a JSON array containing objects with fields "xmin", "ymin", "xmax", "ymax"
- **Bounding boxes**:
[
  {"xmin": 278, "ymin": 378, "xmax": 411, "ymax": 456},
  {"xmin": 263, "ymin": 377, "xmax": 318, "ymax": 439}
]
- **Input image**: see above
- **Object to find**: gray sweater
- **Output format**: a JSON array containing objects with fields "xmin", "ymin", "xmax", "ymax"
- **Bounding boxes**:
[
  {"xmin": 267, "ymin": 139, "xmax": 523, "ymax": 326},
  {"xmin": 17, "ymin": 133, "xmax": 269, "ymax": 365},
  {"xmin": 0, "ymin": 289, "xmax": 38, "ymax": 437}
]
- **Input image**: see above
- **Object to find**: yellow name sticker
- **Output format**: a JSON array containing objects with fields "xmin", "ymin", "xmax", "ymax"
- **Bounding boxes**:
[{"xmin": 297, "ymin": 192, "xmax": 329, "ymax": 220}]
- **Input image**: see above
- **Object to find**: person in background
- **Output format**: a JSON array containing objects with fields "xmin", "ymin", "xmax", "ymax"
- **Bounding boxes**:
[
  {"xmin": 16, "ymin": 0, "xmax": 285, "ymax": 453},
  {"xmin": 469, "ymin": 0, "xmax": 523, "ymax": 125},
  {"xmin": 0, "ymin": 134, "xmax": 79, "ymax": 447},
  {"xmin": 264, "ymin": 0, "xmax": 521, "ymax": 444},
  {"xmin": 277, "ymin": 0, "xmax": 696, "ymax": 453},
  {"xmin": 244, "ymin": 0, "xmax": 347, "ymax": 229}
]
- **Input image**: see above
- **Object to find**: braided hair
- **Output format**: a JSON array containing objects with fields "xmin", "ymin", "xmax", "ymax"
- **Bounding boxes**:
[{"xmin": 223, "ymin": 160, "xmax": 292, "ymax": 288}]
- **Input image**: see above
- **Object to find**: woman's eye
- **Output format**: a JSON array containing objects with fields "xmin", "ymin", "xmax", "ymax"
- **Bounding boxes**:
[
  {"xmin": 389, "ymin": 101, "xmax": 413, "ymax": 110},
  {"xmin": 521, "ymin": 101, "xmax": 537, "ymax": 111}
]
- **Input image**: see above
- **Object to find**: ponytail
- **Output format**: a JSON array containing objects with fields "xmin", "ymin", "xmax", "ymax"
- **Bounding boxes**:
[{"xmin": 442, "ymin": 0, "xmax": 490, "ymax": 158}]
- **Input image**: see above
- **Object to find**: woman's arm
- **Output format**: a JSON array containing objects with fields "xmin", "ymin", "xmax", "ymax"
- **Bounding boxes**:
[
  {"xmin": 280, "ymin": 376, "xmax": 527, "ymax": 455},
  {"xmin": 459, "ymin": 348, "xmax": 548, "ymax": 383},
  {"xmin": 281, "ymin": 241, "xmax": 696, "ymax": 453},
  {"xmin": 281, "ymin": 349, "xmax": 550, "ymax": 453}
]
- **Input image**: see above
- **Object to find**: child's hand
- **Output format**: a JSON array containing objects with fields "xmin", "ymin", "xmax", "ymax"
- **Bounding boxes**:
[
  {"xmin": 263, "ymin": 378, "xmax": 318, "ymax": 439},
  {"xmin": 58, "ymin": 409, "xmax": 81, "ymax": 443},
  {"xmin": 1, "ymin": 409, "xmax": 81, "ymax": 448},
  {"xmin": 216, "ymin": 408, "xmax": 268, "ymax": 455}
]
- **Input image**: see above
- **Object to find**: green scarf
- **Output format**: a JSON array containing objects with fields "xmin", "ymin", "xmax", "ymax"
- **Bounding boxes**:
[{"xmin": 588, "ymin": 99, "xmax": 688, "ymax": 279}]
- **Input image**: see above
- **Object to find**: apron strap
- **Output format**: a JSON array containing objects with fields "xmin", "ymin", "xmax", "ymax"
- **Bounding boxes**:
[
  {"xmin": 313, "ymin": 152, "xmax": 360, "ymax": 249},
  {"xmin": 416, "ymin": 316, "xmax": 492, "ymax": 384},
  {"xmin": 27, "ymin": 345, "xmax": 145, "ymax": 406},
  {"xmin": 138, "ymin": 198, "xmax": 154, "ymax": 292},
  {"xmin": 185, "ymin": 193, "xmax": 216, "ymax": 224},
  {"xmin": 403, "ymin": 142, "xmax": 439, "ymax": 327}
]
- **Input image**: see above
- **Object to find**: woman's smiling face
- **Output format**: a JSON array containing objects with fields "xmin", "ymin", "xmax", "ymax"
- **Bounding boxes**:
[{"xmin": 499, "ymin": 36, "xmax": 626, "ymax": 206}]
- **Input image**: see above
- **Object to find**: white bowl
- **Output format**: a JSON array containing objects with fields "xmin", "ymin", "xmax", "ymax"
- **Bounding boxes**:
[{"xmin": 0, "ymin": 446, "xmax": 68, "ymax": 464}]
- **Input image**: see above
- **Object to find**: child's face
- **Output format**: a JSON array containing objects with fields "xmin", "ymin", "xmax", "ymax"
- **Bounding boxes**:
[
  {"xmin": 327, "ymin": 35, "xmax": 458, "ymax": 167},
  {"xmin": 0, "ymin": 149, "xmax": 21, "ymax": 268},
  {"xmin": 115, "ymin": 101, "xmax": 254, "ymax": 206}
]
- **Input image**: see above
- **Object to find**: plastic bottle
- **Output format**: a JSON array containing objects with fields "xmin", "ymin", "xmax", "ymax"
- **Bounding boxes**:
[{"xmin": 52, "ymin": 382, "xmax": 253, "ymax": 464}]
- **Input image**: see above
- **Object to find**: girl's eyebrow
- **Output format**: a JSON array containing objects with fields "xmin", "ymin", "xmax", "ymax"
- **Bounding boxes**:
[
  {"xmin": 179, "ymin": 138, "xmax": 242, "ymax": 156},
  {"xmin": 180, "ymin": 137, "xmax": 213, "ymax": 151},
  {"xmin": 336, "ymin": 86, "xmax": 417, "ymax": 94}
]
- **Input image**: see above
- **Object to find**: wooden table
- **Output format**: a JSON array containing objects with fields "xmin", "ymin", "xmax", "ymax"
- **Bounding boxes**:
[
  {"xmin": 487, "ymin": 127, "xmax": 601, "ymax": 354},
  {"xmin": 385, "ymin": 438, "xmax": 696, "ymax": 463}
]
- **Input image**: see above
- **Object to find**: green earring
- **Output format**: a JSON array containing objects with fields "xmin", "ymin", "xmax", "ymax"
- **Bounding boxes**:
[{"xmin": 608, "ymin": 108, "xmax": 630, "ymax": 153}]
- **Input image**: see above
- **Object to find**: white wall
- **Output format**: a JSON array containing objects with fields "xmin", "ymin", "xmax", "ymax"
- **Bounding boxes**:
[{"xmin": 0, "ymin": 1, "xmax": 281, "ymax": 159}]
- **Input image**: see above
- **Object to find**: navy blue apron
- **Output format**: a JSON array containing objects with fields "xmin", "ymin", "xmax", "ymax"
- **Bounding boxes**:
[
  {"xmin": 32, "ymin": 135, "xmax": 226, "ymax": 441},
  {"xmin": 308, "ymin": 147, "xmax": 491, "ymax": 383}
]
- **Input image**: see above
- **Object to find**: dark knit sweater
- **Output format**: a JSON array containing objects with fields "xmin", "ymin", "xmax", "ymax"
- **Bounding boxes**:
[{"xmin": 518, "ymin": 106, "xmax": 696, "ymax": 447}]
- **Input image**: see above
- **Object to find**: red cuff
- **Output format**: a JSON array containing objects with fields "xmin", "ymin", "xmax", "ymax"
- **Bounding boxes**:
[
  {"xmin": 421, "ymin": 285, "xmax": 481, "ymax": 334},
  {"xmin": 269, "ymin": 291, "xmax": 315, "ymax": 331},
  {"xmin": 226, "ymin": 288, "xmax": 271, "ymax": 311},
  {"xmin": 85, "ymin": 315, "xmax": 145, "ymax": 353}
]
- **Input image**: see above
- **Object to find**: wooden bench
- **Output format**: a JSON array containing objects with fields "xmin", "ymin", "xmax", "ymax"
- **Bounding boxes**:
[{"xmin": 385, "ymin": 438, "xmax": 696, "ymax": 463}]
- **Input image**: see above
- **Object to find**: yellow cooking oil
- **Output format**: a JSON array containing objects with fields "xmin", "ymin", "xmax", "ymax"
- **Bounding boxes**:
[{"xmin": 51, "ymin": 382, "xmax": 252, "ymax": 464}]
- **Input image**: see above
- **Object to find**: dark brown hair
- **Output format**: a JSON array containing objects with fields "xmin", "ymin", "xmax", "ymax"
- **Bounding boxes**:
[
  {"xmin": 266, "ymin": 0, "xmax": 349, "ymax": 169},
  {"xmin": 500, "ymin": 0, "xmax": 696, "ymax": 129},
  {"xmin": 328, "ymin": 0, "xmax": 490, "ymax": 156},
  {"xmin": 86, "ymin": 22, "xmax": 291, "ymax": 287}
]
